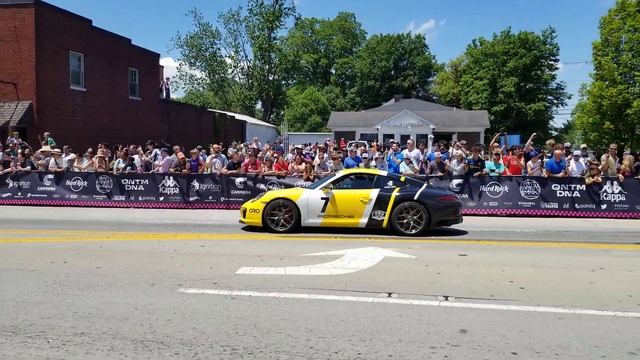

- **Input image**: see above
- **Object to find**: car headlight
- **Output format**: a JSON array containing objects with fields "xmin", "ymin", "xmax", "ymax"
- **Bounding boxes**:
[{"xmin": 251, "ymin": 192, "xmax": 265, "ymax": 202}]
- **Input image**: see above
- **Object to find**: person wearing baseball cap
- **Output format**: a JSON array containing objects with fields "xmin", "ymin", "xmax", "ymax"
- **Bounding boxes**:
[
  {"xmin": 373, "ymin": 152, "xmax": 388, "ymax": 171},
  {"xmin": 343, "ymin": 147, "xmax": 362, "ymax": 169},
  {"xmin": 359, "ymin": 152, "xmax": 374, "ymax": 169},
  {"xmin": 568, "ymin": 150, "xmax": 587, "ymax": 177},
  {"xmin": 526, "ymin": 149, "xmax": 544, "ymax": 176}
]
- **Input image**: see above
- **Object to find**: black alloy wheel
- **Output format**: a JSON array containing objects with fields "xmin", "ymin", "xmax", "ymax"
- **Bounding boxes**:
[
  {"xmin": 390, "ymin": 201, "xmax": 430, "ymax": 236},
  {"xmin": 263, "ymin": 199, "xmax": 299, "ymax": 233}
]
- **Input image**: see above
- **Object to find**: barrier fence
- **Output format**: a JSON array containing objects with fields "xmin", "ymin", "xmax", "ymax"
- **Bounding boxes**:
[{"xmin": 0, "ymin": 172, "xmax": 638, "ymax": 218}]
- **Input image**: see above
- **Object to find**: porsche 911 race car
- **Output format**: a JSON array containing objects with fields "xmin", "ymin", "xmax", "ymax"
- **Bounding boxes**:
[{"xmin": 239, "ymin": 169, "xmax": 462, "ymax": 236}]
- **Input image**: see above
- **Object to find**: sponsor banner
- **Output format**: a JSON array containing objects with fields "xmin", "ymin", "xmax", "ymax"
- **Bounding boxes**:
[
  {"xmin": 427, "ymin": 176, "xmax": 640, "ymax": 218},
  {"xmin": 0, "ymin": 173, "xmax": 638, "ymax": 218}
]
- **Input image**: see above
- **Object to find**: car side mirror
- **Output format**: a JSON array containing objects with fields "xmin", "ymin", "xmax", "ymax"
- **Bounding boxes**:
[{"xmin": 322, "ymin": 184, "xmax": 333, "ymax": 193}]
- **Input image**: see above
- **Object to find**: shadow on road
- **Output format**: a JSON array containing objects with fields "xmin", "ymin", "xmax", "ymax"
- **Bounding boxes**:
[{"xmin": 241, "ymin": 226, "xmax": 468, "ymax": 238}]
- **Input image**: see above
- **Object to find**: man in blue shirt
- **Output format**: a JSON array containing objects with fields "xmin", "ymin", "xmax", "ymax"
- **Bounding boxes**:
[
  {"xmin": 386, "ymin": 142, "xmax": 404, "ymax": 174},
  {"xmin": 343, "ymin": 148, "xmax": 362, "ymax": 169},
  {"xmin": 544, "ymin": 150, "xmax": 567, "ymax": 177}
]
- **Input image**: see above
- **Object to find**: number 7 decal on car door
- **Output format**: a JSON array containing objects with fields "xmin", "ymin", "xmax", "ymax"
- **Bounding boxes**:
[{"xmin": 320, "ymin": 196, "xmax": 330, "ymax": 213}]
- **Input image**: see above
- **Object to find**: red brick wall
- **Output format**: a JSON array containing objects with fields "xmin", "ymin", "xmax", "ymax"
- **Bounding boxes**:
[
  {"xmin": 0, "ymin": 3, "xmax": 36, "ymax": 105},
  {"xmin": 32, "ymin": 2, "xmax": 167, "ymax": 151},
  {"xmin": 1, "ymin": 1, "xmax": 239, "ymax": 153}
]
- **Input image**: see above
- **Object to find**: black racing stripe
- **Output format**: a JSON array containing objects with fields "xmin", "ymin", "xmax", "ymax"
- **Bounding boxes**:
[{"xmin": 365, "ymin": 191, "xmax": 392, "ymax": 228}]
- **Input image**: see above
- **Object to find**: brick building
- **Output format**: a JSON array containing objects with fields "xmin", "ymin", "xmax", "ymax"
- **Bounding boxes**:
[{"xmin": 0, "ymin": 0, "xmax": 244, "ymax": 151}]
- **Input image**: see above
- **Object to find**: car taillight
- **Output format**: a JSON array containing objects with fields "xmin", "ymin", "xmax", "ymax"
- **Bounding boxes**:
[{"xmin": 437, "ymin": 195, "xmax": 459, "ymax": 202}]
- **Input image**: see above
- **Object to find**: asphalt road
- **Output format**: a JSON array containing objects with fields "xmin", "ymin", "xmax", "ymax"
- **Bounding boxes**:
[{"xmin": 1, "ymin": 207, "xmax": 639, "ymax": 359}]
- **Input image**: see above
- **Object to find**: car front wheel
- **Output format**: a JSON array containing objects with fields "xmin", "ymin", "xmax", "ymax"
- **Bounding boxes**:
[
  {"xmin": 263, "ymin": 199, "xmax": 299, "ymax": 233},
  {"xmin": 390, "ymin": 201, "xmax": 429, "ymax": 236}
]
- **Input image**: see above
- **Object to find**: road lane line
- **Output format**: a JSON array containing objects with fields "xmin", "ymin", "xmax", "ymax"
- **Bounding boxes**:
[
  {"xmin": 178, "ymin": 288, "xmax": 640, "ymax": 318},
  {"xmin": 0, "ymin": 230, "xmax": 639, "ymax": 250}
]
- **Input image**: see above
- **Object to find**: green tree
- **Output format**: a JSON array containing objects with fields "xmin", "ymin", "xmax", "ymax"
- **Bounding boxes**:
[
  {"xmin": 174, "ymin": 1, "xmax": 296, "ymax": 122},
  {"xmin": 575, "ymin": 0, "xmax": 640, "ymax": 151},
  {"xmin": 352, "ymin": 33, "xmax": 438, "ymax": 109},
  {"xmin": 433, "ymin": 27, "xmax": 569, "ymax": 138},
  {"xmin": 282, "ymin": 12, "xmax": 366, "ymax": 92},
  {"xmin": 284, "ymin": 86, "xmax": 331, "ymax": 132}
]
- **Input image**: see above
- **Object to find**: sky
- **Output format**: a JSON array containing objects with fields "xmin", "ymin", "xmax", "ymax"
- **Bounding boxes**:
[{"xmin": 46, "ymin": 0, "xmax": 616, "ymax": 125}]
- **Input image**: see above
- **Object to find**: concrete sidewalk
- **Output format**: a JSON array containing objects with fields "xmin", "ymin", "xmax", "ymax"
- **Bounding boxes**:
[{"xmin": 0, "ymin": 205, "xmax": 636, "ymax": 232}]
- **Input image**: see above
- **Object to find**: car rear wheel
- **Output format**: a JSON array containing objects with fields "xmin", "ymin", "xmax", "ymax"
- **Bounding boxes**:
[
  {"xmin": 263, "ymin": 199, "xmax": 299, "ymax": 233},
  {"xmin": 390, "ymin": 201, "xmax": 429, "ymax": 236}
]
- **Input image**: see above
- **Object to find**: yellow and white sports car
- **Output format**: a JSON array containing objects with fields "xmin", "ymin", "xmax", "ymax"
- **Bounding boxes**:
[{"xmin": 240, "ymin": 169, "xmax": 462, "ymax": 236}]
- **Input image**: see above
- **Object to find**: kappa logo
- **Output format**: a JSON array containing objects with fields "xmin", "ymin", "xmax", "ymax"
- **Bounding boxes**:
[
  {"xmin": 235, "ymin": 177, "xmax": 248, "ymax": 189},
  {"xmin": 95, "ymin": 175, "xmax": 113, "ymax": 194},
  {"xmin": 65, "ymin": 177, "xmax": 88, "ymax": 192},
  {"xmin": 519, "ymin": 179, "xmax": 541, "ymax": 200},
  {"xmin": 599, "ymin": 180, "xmax": 627, "ymax": 203},
  {"xmin": 159, "ymin": 176, "xmax": 180, "ymax": 195},
  {"xmin": 479, "ymin": 181, "xmax": 509, "ymax": 198},
  {"xmin": 371, "ymin": 210, "xmax": 386, "ymax": 221}
]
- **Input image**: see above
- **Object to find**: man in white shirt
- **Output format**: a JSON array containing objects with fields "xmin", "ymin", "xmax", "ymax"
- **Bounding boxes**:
[
  {"xmin": 568, "ymin": 150, "xmax": 587, "ymax": 177},
  {"xmin": 401, "ymin": 139, "xmax": 422, "ymax": 167},
  {"xmin": 206, "ymin": 144, "xmax": 228, "ymax": 173}
]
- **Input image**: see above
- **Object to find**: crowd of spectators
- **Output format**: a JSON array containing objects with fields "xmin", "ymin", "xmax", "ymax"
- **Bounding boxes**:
[{"xmin": 2, "ymin": 130, "xmax": 640, "ymax": 184}]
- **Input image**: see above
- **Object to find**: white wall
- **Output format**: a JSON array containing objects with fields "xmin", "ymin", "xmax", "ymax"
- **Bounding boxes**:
[
  {"xmin": 247, "ymin": 124, "xmax": 278, "ymax": 144},
  {"xmin": 288, "ymin": 133, "xmax": 331, "ymax": 146}
]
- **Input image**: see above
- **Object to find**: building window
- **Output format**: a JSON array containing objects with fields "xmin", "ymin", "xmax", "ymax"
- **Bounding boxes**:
[
  {"xmin": 69, "ymin": 51, "xmax": 85, "ymax": 90},
  {"xmin": 129, "ymin": 68, "xmax": 140, "ymax": 99}
]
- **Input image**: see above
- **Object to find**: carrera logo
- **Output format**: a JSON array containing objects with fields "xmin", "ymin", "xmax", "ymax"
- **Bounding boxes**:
[
  {"xmin": 479, "ymin": 181, "xmax": 509, "ymax": 198},
  {"xmin": 65, "ymin": 177, "xmax": 88, "ymax": 192},
  {"xmin": 42, "ymin": 174, "xmax": 55, "ymax": 186},
  {"xmin": 231, "ymin": 189, "xmax": 251, "ymax": 195},
  {"xmin": 235, "ymin": 177, "xmax": 247, "ymax": 189}
]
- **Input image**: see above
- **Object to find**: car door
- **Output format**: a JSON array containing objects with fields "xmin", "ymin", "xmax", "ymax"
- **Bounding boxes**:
[{"xmin": 306, "ymin": 173, "xmax": 379, "ymax": 228}]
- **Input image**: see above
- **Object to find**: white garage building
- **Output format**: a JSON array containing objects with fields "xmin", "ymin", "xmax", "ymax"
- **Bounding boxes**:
[{"xmin": 328, "ymin": 97, "xmax": 490, "ymax": 147}]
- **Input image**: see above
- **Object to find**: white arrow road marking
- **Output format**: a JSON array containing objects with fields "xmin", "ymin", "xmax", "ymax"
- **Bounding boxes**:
[
  {"xmin": 235, "ymin": 247, "xmax": 415, "ymax": 275},
  {"xmin": 178, "ymin": 288, "xmax": 640, "ymax": 319}
]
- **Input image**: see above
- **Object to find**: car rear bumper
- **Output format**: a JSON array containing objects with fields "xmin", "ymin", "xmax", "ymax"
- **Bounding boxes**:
[{"xmin": 431, "ymin": 202, "xmax": 463, "ymax": 227}]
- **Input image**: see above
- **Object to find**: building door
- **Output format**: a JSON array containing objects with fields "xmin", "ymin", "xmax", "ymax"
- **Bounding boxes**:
[
  {"xmin": 433, "ymin": 132, "xmax": 453, "ymax": 145},
  {"xmin": 400, "ymin": 134, "xmax": 411, "ymax": 146}
]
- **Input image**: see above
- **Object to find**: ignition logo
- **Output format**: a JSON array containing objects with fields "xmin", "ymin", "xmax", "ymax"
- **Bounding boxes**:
[
  {"xmin": 479, "ymin": 181, "xmax": 509, "ymax": 198},
  {"xmin": 191, "ymin": 179, "xmax": 221, "ymax": 192},
  {"xmin": 599, "ymin": 180, "xmax": 627, "ymax": 203},
  {"xmin": 159, "ymin": 176, "xmax": 180, "ymax": 195},
  {"xmin": 5, "ymin": 178, "xmax": 30, "ymax": 189}
]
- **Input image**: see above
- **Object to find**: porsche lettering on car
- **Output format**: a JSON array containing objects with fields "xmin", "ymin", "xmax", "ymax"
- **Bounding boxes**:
[{"xmin": 239, "ymin": 169, "xmax": 462, "ymax": 236}]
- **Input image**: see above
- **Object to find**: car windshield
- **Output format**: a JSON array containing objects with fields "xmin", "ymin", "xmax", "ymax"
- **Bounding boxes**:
[{"xmin": 305, "ymin": 176, "xmax": 330, "ymax": 189}]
